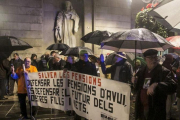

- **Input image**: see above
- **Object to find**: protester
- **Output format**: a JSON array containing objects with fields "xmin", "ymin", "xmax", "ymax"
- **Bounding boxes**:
[
  {"xmin": 31, "ymin": 54, "xmax": 38, "ymax": 69},
  {"xmin": 0, "ymin": 59, "xmax": 10, "ymax": 100},
  {"xmin": 100, "ymin": 52, "xmax": 133, "ymax": 83},
  {"xmin": 11, "ymin": 57, "xmax": 38, "ymax": 120},
  {"xmin": 64, "ymin": 56, "xmax": 76, "ymax": 71},
  {"xmin": 47, "ymin": 51, "xmax": 56, "ymax": 69},
  {"xmin": 134, "ymin": 59, "xmax": 143, "ymax": 74},
  {"xmin": 64, "ymin": 55, "xmax": 76, "ymax": 116},
  {"xmin": 132, "ymin": 49, "xmax": 177, "ymax": 120},
  {"xmin": 49, "ymin": 53, "xmax": 66, "ymax": 70},
  {"xmin": 9, "ymin": 53, "xmax": 23, "ymax": 96},
  {"xmin": 38, "ymin": 55, "xmax": 49, "ymax": 71},
  {"xmin": 73, "ymin": 50, "xmax": 97, "ymax": 120},
  {"xmin": 162, "ymin": 54, "xmax": 176, "ymax": 120}
]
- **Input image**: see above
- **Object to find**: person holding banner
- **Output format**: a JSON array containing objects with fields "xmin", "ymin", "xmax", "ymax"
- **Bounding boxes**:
[
  {"xmin": 73, "ymin": 50, "xmax": 97, "ymax": 120},
  {"xmin": 100, "ymin": 52, "xmax": 133, "ymax": 83},
  {"xmin": 49, "ymin": 53, "xmax": 66, "ymax": 71},
  {"xmin": 132, "ymin": 49, "xmax": 177, "ymax": 120},
  {"xmin": 11, "ymin": 57, "xmax": 38, "ymax": 120}
]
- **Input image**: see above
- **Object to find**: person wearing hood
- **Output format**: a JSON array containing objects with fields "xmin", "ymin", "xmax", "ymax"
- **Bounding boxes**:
[
  {"xmin": 31, "ymin": 54, "xmax": 38, "ymax": 70},
  {"xmin": 100, "ymin": 52, "xmax": 133, "ymax": 83}
]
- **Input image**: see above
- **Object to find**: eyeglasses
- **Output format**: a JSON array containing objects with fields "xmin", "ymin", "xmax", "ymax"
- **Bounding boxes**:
[{"xmin": 145, "ymin": 56, "xmax": 158, "ymax": 60}]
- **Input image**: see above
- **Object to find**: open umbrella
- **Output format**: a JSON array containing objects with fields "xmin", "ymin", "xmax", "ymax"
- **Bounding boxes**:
[
  {"xmin": 148, "ymin": 0, "xmax": 180, "ymax": 32},
  {"xmin": 101, "ymin": 28, "xmax": 173, "ymax": 53},
  {"xmin": 0, "ymin": 36, "xmax": 32, "ymax": 52},
  {"xmin": 101, "ymin": 28, "xmax": 173, "ymax": 71},
  {"xmin": 81, "ymin": 30, "xmax": 112, "ymax": 45},
  {"xmin": 166, "ymin": 36, "xmax": 180, "ymax": 49},
  {"xmin": 64, "ymin": 46, "xmax": 94, "ymax": 57},
  {"xmin": 46, "ymin": 43, "xmax": 69, "ymax": 51}
]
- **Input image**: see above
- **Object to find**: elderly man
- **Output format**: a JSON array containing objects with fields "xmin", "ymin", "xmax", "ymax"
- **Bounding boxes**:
[
  {"xmin": 132, "ymin": 49, "xmax": 177, "ymax": 120},
  {"xmin": 100, "ymin": 52, "xmax": 133, "ymax": 83},
  {"xmin": 49, "ymin": 53, "xmax": 66, "ymax": 70},
  {"xmin": 11, "ymin": 57, "xmax": 38, "ymax": 120}
]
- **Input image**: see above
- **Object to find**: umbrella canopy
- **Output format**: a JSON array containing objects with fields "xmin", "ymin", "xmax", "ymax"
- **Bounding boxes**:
[
  {"xmin": 101, "ymin": 28, "xmax": 174, "ymax": 53},
  {"xmin": 0, "ymin": 36, "xmax": 32, "ymax": 52},
  {"xmin": 64, "ymin": 46, "xmax": 94, "ymax": 57},
  {"xmin": 166, "ymin": 36, "xmax": 180, "ymax": 49},
  {"xmin": 46, "ymin": 43, "xmax": 69, "ymax": 51},
  {"xmin": 0, "ymin": 52, "xmax": 13, "ymax": 62},
  {"xmin": 148, "ymin": 0, "xmax": 180, "ymax": 32},
  {"xmin": 81, "ymin": 30, "xmax": 112, "ymax": 45}
]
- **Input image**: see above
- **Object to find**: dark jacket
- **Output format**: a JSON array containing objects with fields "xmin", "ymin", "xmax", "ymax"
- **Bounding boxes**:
[
  {"xmin": 74, "ymin": 59, "xmax": 97, "ymax": 76},
  {"xmin": 0, "ymin": 59, "xmax": 10, "ymax": 79},
  {"xmin": 49, "ymin": 59, "xmax": 66, "ymax": 70},
  {"xmin": 64, "ymin": 62, "xmax": 76, "ymax": 71},
  {"xmin": 101, "ymin": 59, "xmax": 133, "ymax": 83},
  {"xmin": 10, "ymin": 58, "xmax": 23, "ymax": 71},
  {"xmin": 38, "ymin": 59, "xmax": 48, "ymax": 71},
  {"xmin": 31, "ymin": 54, "xmax": 38, "ymax": 69},
  {"xmin": 134, "ymin": 64, "xmax": 177, "ymax": 120}
]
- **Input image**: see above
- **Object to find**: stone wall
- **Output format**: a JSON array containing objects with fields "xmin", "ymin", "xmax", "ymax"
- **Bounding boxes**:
[
  {"xmin": 93, "ymin": 0, "xmax": 132, "ymax": 56},
  {"xmin": 0, "ymin": 0, "xmax": 133, "ymax": 59},
  {"xmin": 0, "ymin": 0, "xmax": 83, "ymax": 59},
  {"xmin": 0, "ymin": 0, "xmax": 43, "ymax": 58}
]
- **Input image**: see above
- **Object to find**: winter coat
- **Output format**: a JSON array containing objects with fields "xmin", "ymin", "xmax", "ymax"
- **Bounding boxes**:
[
  {"xmin": 64, "ymin": 62, "xmax": 76, "ymax": 71},
  {"xmin": 38, "ymin": 59, "xmax": 48, "ymax": 71},
  {"xmin": 0, "ymin": 59, "xmax": 10, "ymax": 79},
  {"xmin": 101, "ymin": 59, "xmax": 133, "ymax": 83},
  {"xmin": 49, "ymin": 59, "xmax": 66, "ymax": 70},
  {"xmin": 134, "ymin": 64, "xmax": 177, "ymax": 120},
  {"xmin": 74, "ymin": 59, "xmax": 97, "ymax": 76},
  {"xmin": 10, "ymin": 58, "xmax": 23, "ymax": 71}
]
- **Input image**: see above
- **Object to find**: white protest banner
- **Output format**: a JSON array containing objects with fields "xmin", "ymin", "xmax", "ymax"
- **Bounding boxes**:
[
  {"xmin": 26, "ymin": 71, "xmax": 72, "ymax": 111},
  {"xmin": 67, "ymin": 71, "xmax": 130, "ymax": 120},
  {"xmin": 26, "ymin": 70, "xmax": 130, "ymax": 120}
]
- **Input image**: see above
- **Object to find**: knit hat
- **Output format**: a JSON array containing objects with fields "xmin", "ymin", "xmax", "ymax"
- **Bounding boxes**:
[
  {"xmin": 143, "ymin": 49, "xmax": 158, "ymax": 57},
  {"xmin": 79, "ymin": 50, "xmax": 88, "ymax": 56}
]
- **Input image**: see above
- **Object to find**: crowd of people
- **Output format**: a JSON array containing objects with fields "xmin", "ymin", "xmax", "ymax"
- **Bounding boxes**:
[{"xmin": 0, "ymin": 49, "xmax": 180, "ymax": 120}]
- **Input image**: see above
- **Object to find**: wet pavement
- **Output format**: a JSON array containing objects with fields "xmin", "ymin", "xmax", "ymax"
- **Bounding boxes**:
[
  {"xmin": 0, "ymin": 95, "xmax": 179, "ymax": 120},
  {"xmin": 0, "ymin": 95, "xmax": 74, "ymax": 120}
]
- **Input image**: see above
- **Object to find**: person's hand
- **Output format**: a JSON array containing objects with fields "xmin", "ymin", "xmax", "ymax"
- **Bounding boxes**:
[
  {"xmin": 11, "ymin": 65, "xmax": 15, "ymax": 74},
  {"xmin": 24, "ymin": 70, "xmax": 29, "ymax": 75},
  {"xmin": 131, "ymin": 76, "xmax": 137, "ymax": 84},
  {"xmin": 100, "ymin": 54, "xmax": 104, "ymax": 62},
  {"xmin": 147, "ymin": 83, "xmax": 158, "ymax": 96}
]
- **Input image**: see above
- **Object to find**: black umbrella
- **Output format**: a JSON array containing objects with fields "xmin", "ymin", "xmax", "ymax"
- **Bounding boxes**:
[
  {"xmin": 81, "ymin": 30, "xmax": 112, "ymax": 45},
  {"xmin": 101, "ymin": 28, "xmax": 173, "ymax": 53},
  {"xmin": 101, "ymin": 28, "xmax": 173, "ymax": 71},
  {"xmin": 0, "ymin": 52, "xmax": 13, "ymax": 62},
  {"xmin": 46, "ymin": 43, "xmax": 69, "ymax": 51},
  {"xmin": 0, "ymin": 36, "xmax": 32, "ymax": 52},
  {"xmin": 64, "ymin": 46, "xmax": 94, "ymax": 57}
]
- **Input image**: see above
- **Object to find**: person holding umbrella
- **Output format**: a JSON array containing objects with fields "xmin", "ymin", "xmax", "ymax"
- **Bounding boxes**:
[
  {"xmin": 100, "ymin": 52, "xmax": 133, "ymax": 83},
  {"xmin": 132, "ymin": 49, "xmax": 177, "ymax": 120}
]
